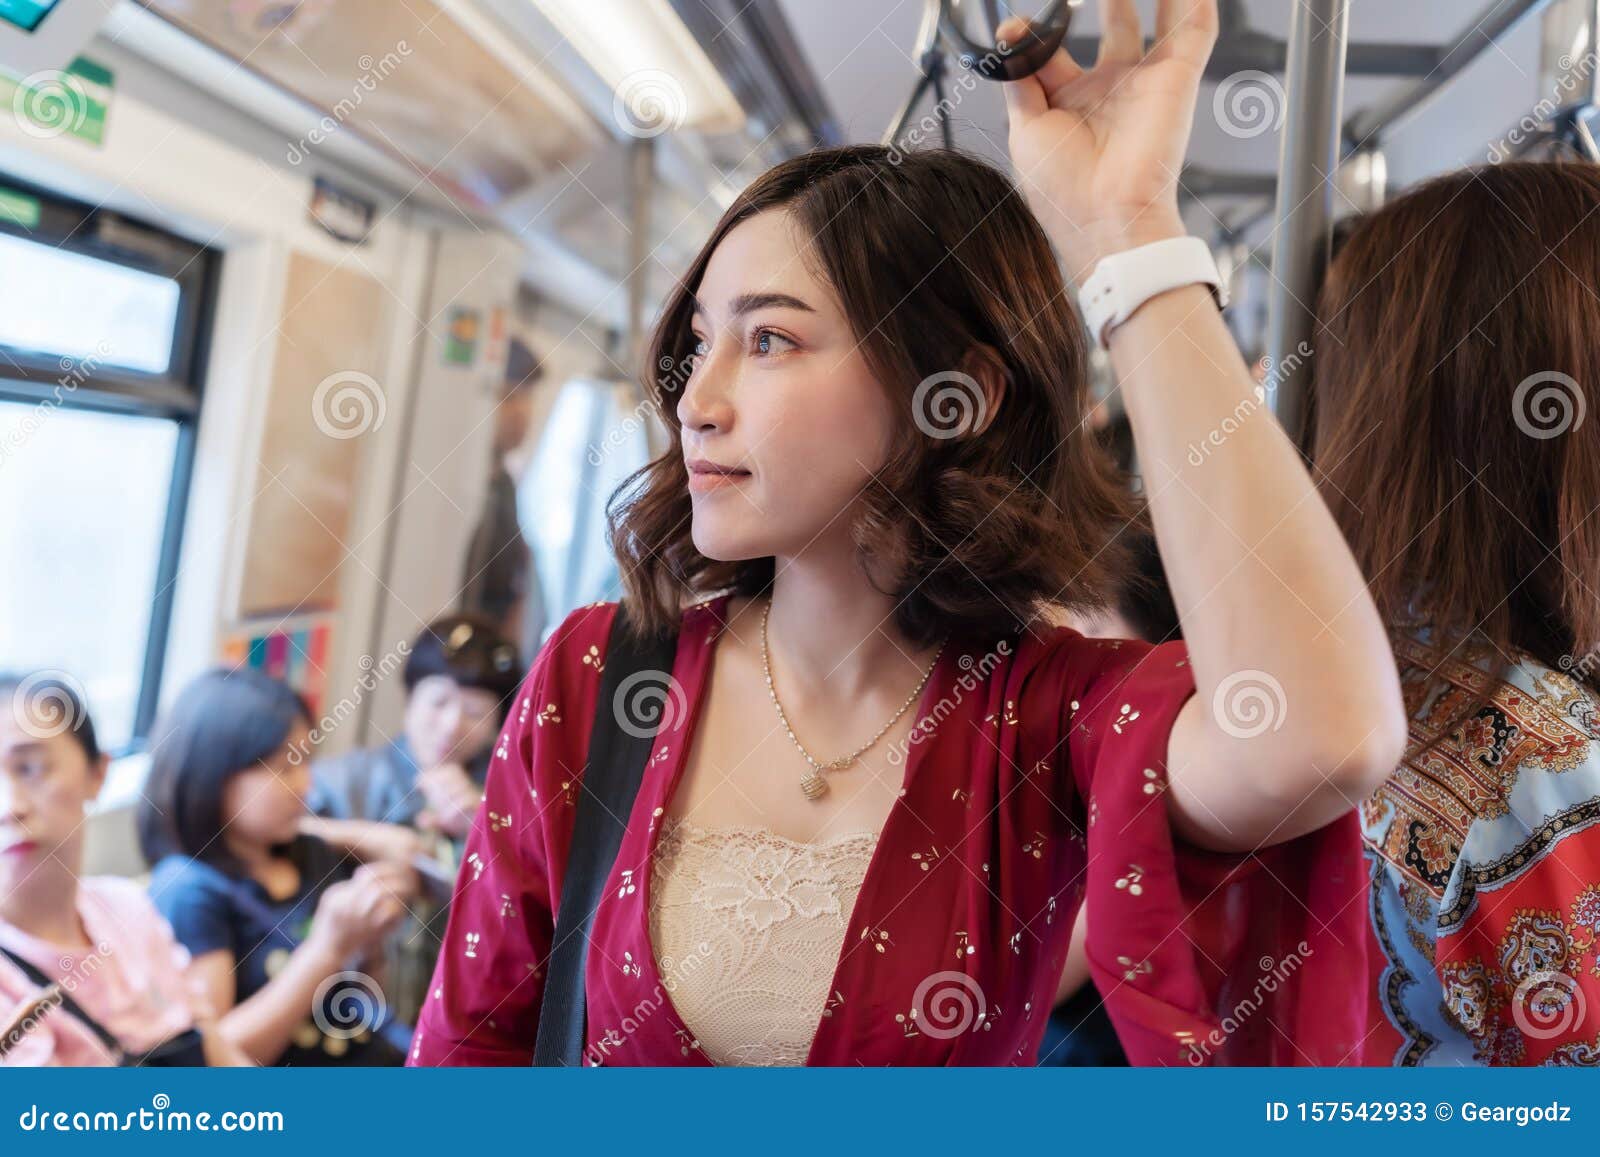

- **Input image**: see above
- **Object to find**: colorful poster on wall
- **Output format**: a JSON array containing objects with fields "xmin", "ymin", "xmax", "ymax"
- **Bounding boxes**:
[
  {"xmin": 0, "ymin": 55, "xmax": 114, "ymax": 147},
  {"xmin": 443, "ymin": 307, "xmax": 480, "ymax": 366},
  {"xmin": 220, "ymin": 619, "xmax": 333, "ymax": 719}
]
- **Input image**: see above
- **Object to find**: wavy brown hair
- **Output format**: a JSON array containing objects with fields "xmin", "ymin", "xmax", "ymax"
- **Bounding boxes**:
[
  {"xmin": 608, "ymin": 145, "xmax": 1134, "ymax": 646},
  {"xmin": 1312, "ymin": 161, "xmax": 1600, "ymax": 686}
]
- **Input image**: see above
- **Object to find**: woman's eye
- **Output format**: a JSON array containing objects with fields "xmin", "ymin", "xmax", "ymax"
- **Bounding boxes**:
[{"xmin": 753, "ymin": 328, "xmax": 795, "ymax": 356}]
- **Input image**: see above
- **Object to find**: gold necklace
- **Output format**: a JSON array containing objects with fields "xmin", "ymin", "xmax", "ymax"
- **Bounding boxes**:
[{"xmin": 760, "ymin": 597, "xmax": 947, "ymax": 801}]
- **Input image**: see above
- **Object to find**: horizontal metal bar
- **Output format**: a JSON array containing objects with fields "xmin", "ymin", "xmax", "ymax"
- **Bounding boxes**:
[
  {"xmin": 1344, "ymin": 0, "xmax": 1554, "ymax": 146},
  {"xmin": 1066, "ymin": 35, "xmax": 1439, "ymax": 77}
]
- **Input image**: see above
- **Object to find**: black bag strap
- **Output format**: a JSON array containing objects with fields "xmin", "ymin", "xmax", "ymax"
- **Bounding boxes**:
[
  {"xmin": 0, "ymin": 942, "xmax": 129, "ymax": 1062},
  {"xmin": 532, "ymin": 600, "xmax": 679, "ymax": 1067}
]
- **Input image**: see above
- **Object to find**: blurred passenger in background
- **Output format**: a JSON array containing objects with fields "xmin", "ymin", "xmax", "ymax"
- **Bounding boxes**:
[
  {"xmin": 461, "ymin": 336, "xmax": 547, "ymax": 663},
  {"xmin": 308, "ymin": 613, "xmax": 520, "ymax": 1024},
  {"xmin": 0, "ymin": 673, "xmax": 243, "ymax": 1066},
  {"xmin": 139, "ymin": 668, "xmax": 419, "ymax": 1066},
  {"xmin": 1314, "ymin": 161, "xmax": 1600, "ymax": 1066}
]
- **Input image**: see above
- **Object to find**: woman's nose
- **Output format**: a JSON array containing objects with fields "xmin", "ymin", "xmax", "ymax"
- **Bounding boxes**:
[{"xmin": 676, "ymin": 348, "xmax": 734, "ymax": 434}]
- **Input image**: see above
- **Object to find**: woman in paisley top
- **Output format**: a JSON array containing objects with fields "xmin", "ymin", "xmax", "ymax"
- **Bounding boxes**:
[
  {"xmin": 1314, "ymin": 162, "xmax": 1600, "ymax": 1065},
  {"xmin": 410, "ymin": 0, "xmax": 1408, "ymax": 1067}
]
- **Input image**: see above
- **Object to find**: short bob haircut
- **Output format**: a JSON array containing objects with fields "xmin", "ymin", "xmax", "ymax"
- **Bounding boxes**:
[
  {"xmin": 137, "ymin": 666, "xmax": 310, "ymax": 875},
  {"xmin": 404, "ymin": 613, "xmax": 522, "ymax": 709},
  {"xmin": 609, "ymin": 144, "xmax": 1134, "ymax": 648},
  {"xmin": 1313, "ymin": 161, "xmax": 1600, "ymax": 686}
]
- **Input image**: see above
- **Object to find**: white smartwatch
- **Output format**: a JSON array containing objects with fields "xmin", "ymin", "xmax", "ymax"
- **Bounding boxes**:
[{"xmin": 1077, "ymin": 236, "xmax": 1229, "ymax": 350}]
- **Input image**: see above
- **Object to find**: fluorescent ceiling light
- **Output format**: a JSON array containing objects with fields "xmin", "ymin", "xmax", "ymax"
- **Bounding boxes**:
[{"xmin": 529, "ymin": 0, "xmax": 745, "ymax": 135}]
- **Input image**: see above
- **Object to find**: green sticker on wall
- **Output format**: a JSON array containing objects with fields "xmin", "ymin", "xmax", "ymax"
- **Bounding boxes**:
[
  {"xmin": 0, "ymin": 186, "xmax": 40, "ymax": 229},
  {"xmin": 0, "ymin": 54, "xmax": 114, "ymax": 147}
]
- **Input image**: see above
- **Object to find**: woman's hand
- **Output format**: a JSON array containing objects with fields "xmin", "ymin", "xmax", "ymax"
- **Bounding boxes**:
[
  {"xmin": 999, "ymin": 0, "xmax": 1218, "ymax": 282},
  {"xmin": 307, "ymin": 863, "xmax": 414, "ymax": 960},
  {"xmin": 416, "ymin": 761, "xmax": 484, "ymax": 839}
]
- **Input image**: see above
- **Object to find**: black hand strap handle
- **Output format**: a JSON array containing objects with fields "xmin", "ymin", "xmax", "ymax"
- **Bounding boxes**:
[{"xmin": 532, "ymin": 601, "xmax": 679, "ymax": 1066}]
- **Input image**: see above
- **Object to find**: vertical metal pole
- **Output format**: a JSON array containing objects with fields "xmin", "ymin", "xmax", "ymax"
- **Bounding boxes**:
[
  {"xmin": 626, "ymin": 135, "xmax": 656, "ymax": 389},
  {"xmin": 1265, "ymin": 0, "xmax": 1349, "ymax": 446}
]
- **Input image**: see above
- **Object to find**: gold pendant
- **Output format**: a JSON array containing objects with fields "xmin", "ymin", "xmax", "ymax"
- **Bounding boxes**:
[{"xmin": 800, "ymin": 772, "xmax": 830, "ymax": 801}]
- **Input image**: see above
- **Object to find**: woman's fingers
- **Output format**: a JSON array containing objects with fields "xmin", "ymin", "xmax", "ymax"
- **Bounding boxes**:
[
  {"xmin": 1097, "ymin": 0, "xmax": 1144, "ymax": 66},
  {"xmin": 1152, "ymin": 0, "xmax": 1219, "ymax": 63},
  {"xmin": 997, "ymin": 14, "xmax": 1082, "ymax": 123}
]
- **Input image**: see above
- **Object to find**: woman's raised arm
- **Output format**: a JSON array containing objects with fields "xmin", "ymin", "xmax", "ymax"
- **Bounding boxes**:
[{"xmin": 1003, "ymin": 0, "xmax": 1407, "ymax": 851}]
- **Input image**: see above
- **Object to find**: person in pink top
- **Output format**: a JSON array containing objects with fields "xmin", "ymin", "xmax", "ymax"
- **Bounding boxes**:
[{"xmin": 0, "ymin": 672, "xmax": 244, "ymax": 1066}]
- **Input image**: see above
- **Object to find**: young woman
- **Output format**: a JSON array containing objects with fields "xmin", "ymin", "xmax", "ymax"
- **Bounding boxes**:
[
  {"xmin": 410, "ymin": 0, "xmax": 1406, "ymax": 1067},
  {"xmin": 139, "ymin": 667, "xmax": 421, "ymax": 1065},
  {"xmin": 0, "ymin": 673, "xmax": 243, "ymax": 1066},
  {"xmin": 1313, "ymin": 161, "xmax": 1600, "ymax": 1066}
]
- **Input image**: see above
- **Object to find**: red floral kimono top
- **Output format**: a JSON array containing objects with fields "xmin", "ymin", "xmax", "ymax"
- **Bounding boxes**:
[
  {"xmin": 1360, "ymin": 630, "xmax": 1600, "ymax": 1065},
  {"xmin": 409, "ymin": 594, "xmax": 1369, "ymax": 1067}
]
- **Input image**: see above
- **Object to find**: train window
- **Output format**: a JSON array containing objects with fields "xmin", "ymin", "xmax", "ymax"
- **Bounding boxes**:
[
  {"xmin": 0, "ymin": 402, "xmax": 180, "ymax": 749},
  {"xmin": 0, "ymin": 174, "xmax": 217, "ymax": 752},
  {"xmin": 0, "ymin": 230, "xmax": 182, "ymax": 375}
]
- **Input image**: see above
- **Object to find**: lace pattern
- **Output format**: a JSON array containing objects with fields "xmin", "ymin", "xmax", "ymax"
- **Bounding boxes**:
[{"xmin": 647, "ymin": 813, "xmax": 878, "ymax": 1066}]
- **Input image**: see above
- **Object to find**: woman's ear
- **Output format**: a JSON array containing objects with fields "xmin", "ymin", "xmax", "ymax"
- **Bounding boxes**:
[
  {"xmin": 960, "ymin": 345, "xmax": 1010, "ymax": 438},
  {"xmin": 85, "ymin": 752, "xmax": 109, "ymax": 805}
]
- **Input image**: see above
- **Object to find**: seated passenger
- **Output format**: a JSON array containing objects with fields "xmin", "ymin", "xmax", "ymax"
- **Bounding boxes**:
[
  {"xmin": 0, "ymin": 673, "xmax": 242, "ymax": 1066},
  {"xmin": 307, "ymin": 614, "xmax": 519, "ymax": 1025},
  {"xmin": 138, "ymin": 668, "xmax": 420, "ymax": 1066}
]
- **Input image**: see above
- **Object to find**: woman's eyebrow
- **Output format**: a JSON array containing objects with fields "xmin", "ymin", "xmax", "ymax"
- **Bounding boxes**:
[{"xmin": 691, "ymin": 291, "xmax": 816, "ymax": 320}]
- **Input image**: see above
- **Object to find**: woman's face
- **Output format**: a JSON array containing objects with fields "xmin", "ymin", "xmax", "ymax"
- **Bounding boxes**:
[
  {"xmin": 404, "ymin": 675, "xmax": 501, "ymax": 770},
  {"xmin": 678, "ymin": 209, "xmax": 900, "ymax": 562},
  {"xmin": 220, "ymin": 723, "xmax": 313, "ymax": 849},
  {"xmin": 0, "ymin": 715, "xmax": 104, "ymax": 889}
]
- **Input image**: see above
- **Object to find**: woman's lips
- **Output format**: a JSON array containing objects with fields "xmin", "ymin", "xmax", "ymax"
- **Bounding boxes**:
[
  {"xmin": 0, "ymin": 840, "xmax": 38, "ymax": 859},
  {"xmin": 688, "ymin": 469, "xmax": 751, "ymax": 493}
]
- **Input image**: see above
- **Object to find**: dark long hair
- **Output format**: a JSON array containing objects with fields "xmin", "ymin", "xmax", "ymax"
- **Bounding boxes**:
[
  {"xmin": 0, "ymin": 672, "xmax": 100, "ymax": 762},
  {"xmin": 1313, "ymin": 161, "xmax": 1600, "ymax": 686},
  {"xmin": 136, "ymin": 667, "xmax": 310, "ymax": 875},
  {"xmin": 609, "ymin": 144, "xmax": 1134, "ymax": 647}
]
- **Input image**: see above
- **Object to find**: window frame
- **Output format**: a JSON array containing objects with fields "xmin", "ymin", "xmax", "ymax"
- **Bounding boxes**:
[{"xmin": 0, "ymin": 171, "xmax": 220, "ymax": 749}]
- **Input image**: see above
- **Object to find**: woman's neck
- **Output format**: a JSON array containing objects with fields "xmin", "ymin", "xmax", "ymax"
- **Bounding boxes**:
[
  {"xmin": 751, "ymin": 550, "xmax": 944, "ymax": 705},
  {"xmin": 1, "ymin": 863, "xmax": 88, "ymax": 949}
]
